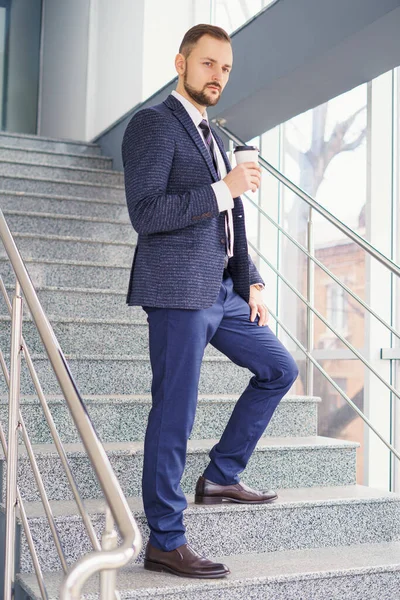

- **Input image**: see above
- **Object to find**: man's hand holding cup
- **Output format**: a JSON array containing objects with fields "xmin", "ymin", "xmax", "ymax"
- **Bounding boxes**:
[{"xmin": 223, "ymin": 145, "xmax": 261, "ymax": 197}]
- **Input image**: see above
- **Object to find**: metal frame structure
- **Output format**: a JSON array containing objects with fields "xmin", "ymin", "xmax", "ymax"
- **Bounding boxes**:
[{"xmin": 0, "ymin": 209, "xmax": 142, "ymax": 599}]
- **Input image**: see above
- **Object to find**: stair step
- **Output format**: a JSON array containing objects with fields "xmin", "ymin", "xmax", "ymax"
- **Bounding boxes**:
[
  {"xmin": 0, "ymin": 352, "xmax": 271, "ymax": 395},
  {"xmin": 0, "ymin": 145, "xmax": 112, "ymax": 169},
  {"xmin": 0, "ymin": 394, "xmax": 319, "ymax": 444},
  {"xmin": 0, "ymin": 160, "xmax": 124, "ymax": 186},
  {"xmin": 0, "ymin": 132, "xmax": 102, "ymax": 155},
  {"xmin": 0, "ymin": 317, "xmax": 227, "ymax": 357},
  {"xmin": 2, "ymin": 284, "xmax": 139, "ymax": 320},
  {"xmin": 3, "ymin": 210, "xmax": 134, "ymax": 243},
  {"xmin": 0, "ymin": 232, "xmax": 135, "ymax": 265},
  {"xmin": 0, "ymin": 256, "xmax": 131, "ymax": 290},
  {"xmin": 0, "ymin": 437, "xmax": 358, "ymax": 502},
  {"xmin": 13, "ymin": 486, "xmax": 400, "ymax": 574},
  {"xmin": 0, "ymin": 175, "xmax": 125, "ymax": 201},
  {"xmin": 16, "ymin": 541, "xmax": 400, "ymax": 600},
  {"xmin": 0, "ymin": 191, "xmax": 128, "ymax": 219}
]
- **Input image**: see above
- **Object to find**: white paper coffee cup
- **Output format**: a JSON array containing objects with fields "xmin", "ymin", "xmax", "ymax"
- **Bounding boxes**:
[{"xmin": 234, "ymin": 145, "xmax": 259, "ymax": 165}]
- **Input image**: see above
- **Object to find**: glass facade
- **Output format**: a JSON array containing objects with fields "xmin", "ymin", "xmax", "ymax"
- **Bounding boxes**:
[{"xmin": 244, "ymin": 68, "xmax": 400, "ymax": 490}]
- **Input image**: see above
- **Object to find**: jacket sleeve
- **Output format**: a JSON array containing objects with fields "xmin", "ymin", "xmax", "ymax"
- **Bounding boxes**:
[
  {"xmin": 122, "ymin": 108, "xmax": 220, "ymax": 235},
  {"xmin": 249, "ymin": 254, "xmax": 265, "ymax": 287}
]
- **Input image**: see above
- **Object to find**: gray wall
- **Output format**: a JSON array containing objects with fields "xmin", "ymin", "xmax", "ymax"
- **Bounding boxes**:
[
  {"xmin": 39, "ymin": 0, "xmax": 91, "ymax": 140},
  {"xmin": 6, "ymin": 0, "xmax": 42, "ymax": 134}
]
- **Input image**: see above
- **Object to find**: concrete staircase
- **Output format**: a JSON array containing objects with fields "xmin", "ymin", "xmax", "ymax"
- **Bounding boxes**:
[{"xmin": 0, "ymin": 132, "xmax": 399, "ymax": 599}]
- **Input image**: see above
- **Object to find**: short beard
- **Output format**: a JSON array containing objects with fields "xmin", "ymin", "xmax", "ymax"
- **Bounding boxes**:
[{"xmin": 183, "ymin": 69, "xmax": 221, "ymax": 107}]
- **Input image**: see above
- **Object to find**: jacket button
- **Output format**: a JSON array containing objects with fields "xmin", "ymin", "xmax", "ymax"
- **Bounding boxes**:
[{"xmin": 220, "ymin": 237, "xmax": 225, "ymax": 244}]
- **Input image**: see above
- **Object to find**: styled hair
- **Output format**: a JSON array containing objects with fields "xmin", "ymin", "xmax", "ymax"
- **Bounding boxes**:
[{"xmin": 179, "ymin": 24, "xmax": 231, "ymax": 58}]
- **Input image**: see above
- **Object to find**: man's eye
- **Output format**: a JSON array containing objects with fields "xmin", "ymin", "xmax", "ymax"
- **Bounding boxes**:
[{"xmin": 204, "ymin": 62, "xmax": 211, "ymax": 66}]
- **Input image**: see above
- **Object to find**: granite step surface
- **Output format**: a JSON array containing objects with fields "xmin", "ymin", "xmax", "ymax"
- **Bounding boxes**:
[
  {"xmin": 0, "ymin": 233, "xmax": 135, "ymax": 264},
  {"xmin": 0, "ymin": 317, "xmax": 234, "ymax": 357},
  {"xmin": 0, "ymin": 132, "xmax": 102, "ymax": 156},
  {"xmin": 0, "ymin": 160, "xmax": 124, "ymax": 186},
  {"xmin": 13, "ymin": 486, "xmax": 400, "ymax": 574},
  {"xmin": 0, "ymin": 256, "xmax": 131, "ymax": 289},
  {"xmin": 0, "ymin": 145, "xmax": 112, "ymax": 170},
  {"xmin": 3, "ymin": 210, "xmax": 134, "ymax": 243},
  {"xmin": 0, "ymin": 175, "xmax": 125, "ymax": 201},
  {"xmin": 0, "ymin": 352, "xmax": 275, "ymax": 395},
  {"xmin": 2, "ymin": 285, "xmax": 138, "ymax": 321},
  {"xmin": 0, "ymin": 394, "xmax": 319, "ymax": 444},
  {"xmin": 0, "ymin": 315, "xmax": 286, "ymax": 360},
  {"xmin": 0, "ymin": 437, "xmax": 358, "ymax": 503},
  {"xmin": 0, "ymin": 316, "xmax": 225, "ymax": 357},
  {"xmin": 16, "ymin": 541, "xmax": 400, "ymax": 600},
  {"xmin": 0, "ymin": 191, "xmax": 128, "ymax": 220}
]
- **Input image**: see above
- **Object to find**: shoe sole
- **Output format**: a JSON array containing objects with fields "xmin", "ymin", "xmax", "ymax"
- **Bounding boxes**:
[
  {"xmin": 194, "ymin": 494, "xmax": 278, "ymax": 505},
  {"xmin": 144, "ymin": 559, "xmax": 230, "ymax": 579}
]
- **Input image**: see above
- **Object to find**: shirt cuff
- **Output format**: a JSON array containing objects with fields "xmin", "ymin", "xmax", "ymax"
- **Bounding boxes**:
[{"xmin": 211, "ymin": 180, "xmax": 234, "ymax": 212}]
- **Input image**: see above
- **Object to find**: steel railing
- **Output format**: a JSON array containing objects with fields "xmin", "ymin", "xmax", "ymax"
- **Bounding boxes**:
[
  {"xmin": 214, "ymin": 120, "xmax": 400, "ymax": 466},
  {"xmin": 0, "ymin": 208, "xmax": 142, "ymax": 599}
]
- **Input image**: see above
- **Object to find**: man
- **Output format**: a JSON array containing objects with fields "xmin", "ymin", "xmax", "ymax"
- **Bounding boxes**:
[{"xmin": 122, "ymin": 23, "xmax": 298, "ymax": 579}]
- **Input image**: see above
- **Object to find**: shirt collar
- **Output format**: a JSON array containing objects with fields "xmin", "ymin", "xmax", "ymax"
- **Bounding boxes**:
[{"xmin": 171, "ymin": 89, "xmax": 208, "ymax": 127}]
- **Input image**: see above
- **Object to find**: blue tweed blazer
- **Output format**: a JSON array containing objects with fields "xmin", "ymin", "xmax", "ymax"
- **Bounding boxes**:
[{"xmin": 122, "ymin": 93, "xmax": 264, "ymax": 309}]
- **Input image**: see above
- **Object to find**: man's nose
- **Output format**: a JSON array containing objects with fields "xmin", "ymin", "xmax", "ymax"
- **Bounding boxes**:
[{"xmin": 213, "ymin": 66, "xmax": 224, "ymax": 79}]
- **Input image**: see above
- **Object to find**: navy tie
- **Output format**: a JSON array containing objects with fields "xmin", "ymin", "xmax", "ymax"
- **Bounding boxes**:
[
  {"xmin": 199, "ymin": 119, "xmax": 233, "ymax": 259},
  {"xmin": 199, "ymin": 119, "xmax": 221, "ymax": 178}
]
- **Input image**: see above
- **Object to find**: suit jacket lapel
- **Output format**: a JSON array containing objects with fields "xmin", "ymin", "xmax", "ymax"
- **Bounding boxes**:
[{"xmin": 164, "ymin": 94, "xmax": 219, "ymax": 182}]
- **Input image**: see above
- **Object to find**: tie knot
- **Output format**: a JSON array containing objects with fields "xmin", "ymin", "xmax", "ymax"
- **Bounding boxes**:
[{"xmin": 199, "ymin": 119, "xmax": 210, "ymax": 134}]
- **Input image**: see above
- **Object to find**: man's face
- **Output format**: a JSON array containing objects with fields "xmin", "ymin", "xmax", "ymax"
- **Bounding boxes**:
[{"xmin": 181, "ymin": 35, "xmax": 232, "ymax": 107}]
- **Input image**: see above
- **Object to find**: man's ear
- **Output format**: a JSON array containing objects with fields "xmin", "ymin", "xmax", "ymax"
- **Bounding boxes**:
[{"xmin": 175, "ymin": 53, "xmax": 186, "ymax": 76}]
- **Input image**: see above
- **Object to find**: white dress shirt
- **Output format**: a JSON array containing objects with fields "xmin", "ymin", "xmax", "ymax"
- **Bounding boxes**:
[
  {"xmin": 171, "ymin": 90, "xmax": 235, "ymax": 263},
  {"xmin": 170, "ymin": 90, "xmax": 264, "ymax": 290}
]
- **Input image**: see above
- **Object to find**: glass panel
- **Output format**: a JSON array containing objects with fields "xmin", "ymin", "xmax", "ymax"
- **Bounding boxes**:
[
  {"xmin": 314, "ymin": 360, "xmax": 365, "ymax": 484},
  {"xmin": 262, "ymin": 83, "xmax": 369, "ymax": 378},
  {"xmin": 313, "ymin": 217, "xmax": 366, "ymax": 351}
]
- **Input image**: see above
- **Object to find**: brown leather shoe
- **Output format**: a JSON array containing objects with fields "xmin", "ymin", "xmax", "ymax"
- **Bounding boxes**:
[
  {"xmin": 195, "ymin": 476, "xmax": 278, "ymax": 504},
  {"xmin": 144, "ymin": 541, "xmax": 230, "ymax": 578}
]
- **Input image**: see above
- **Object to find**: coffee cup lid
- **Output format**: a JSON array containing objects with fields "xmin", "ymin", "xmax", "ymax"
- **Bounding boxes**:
[{"xmin": 234, "ymin": 145, "xmax": 258, "ymax": 152}]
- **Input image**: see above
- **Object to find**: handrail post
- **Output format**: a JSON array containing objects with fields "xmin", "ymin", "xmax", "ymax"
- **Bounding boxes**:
[
  {"xmin": 100, "ymin": 506, "xmax": 118, "ymax": 599},
  {"xmin": 4, "ymin": 280, "xmax": 23, "ymax": 600},
  {"xmin": 306, "ymin": 207, "xmax": 315, "ymax": 395}
]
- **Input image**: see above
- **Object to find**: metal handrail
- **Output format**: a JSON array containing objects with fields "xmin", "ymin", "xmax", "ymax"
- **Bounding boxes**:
[
  {"xmin": 0, "ymin": 276, "xmax": 106, "ymax": 566},
  {"xmin": 0, "ymin": 399, "xmax": 49, "ymax": 599},
  {"xmin": 265, "ymin": 304, "xmax": 400, "ymax": 462},
  {"xmin": 214, "ymin": 121, "xmax": 400, "ymax": 278},
  {"xmin": 248, "ymin": 239, "xmax": 400, "ymax": 403},
  {"xmin": 213, "ymin": 123, "xmax": 399, "ymax": 468},
  {"xmin": 0, "ymin": 208, "xmax": 142, "ymax": 598},
  {"xmin": 243, "ymin": 192, "xmax": 400, "ymax": 341},
  {"xmin": 0, "ymin": 351, "xmax": 68, "ymax": 579}
]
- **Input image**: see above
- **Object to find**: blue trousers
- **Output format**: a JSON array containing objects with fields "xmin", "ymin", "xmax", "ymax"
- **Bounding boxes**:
[{"xmin": 142, "ymin": 274, "xmax": 298, "ymax": 551}]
